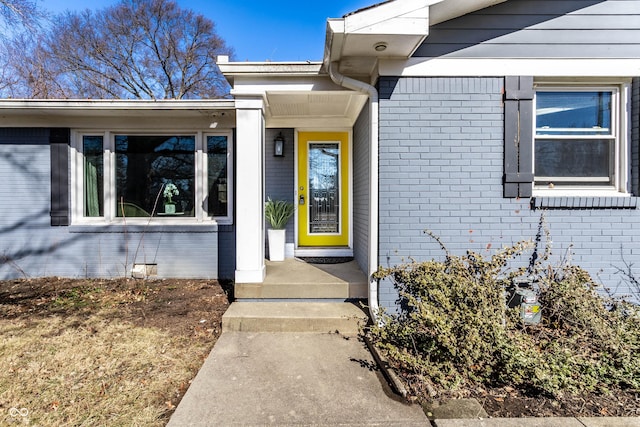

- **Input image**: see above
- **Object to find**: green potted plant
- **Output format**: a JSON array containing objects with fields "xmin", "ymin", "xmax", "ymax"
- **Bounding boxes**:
[{"xmin": 265, "ymin": 197, "xmax": 294, "ymax": 261}]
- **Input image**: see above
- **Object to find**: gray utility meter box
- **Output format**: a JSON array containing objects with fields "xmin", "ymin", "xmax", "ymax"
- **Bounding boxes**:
[{"xmin": 506, "ymin": 279, "xmax": 541, "ymax": 325}]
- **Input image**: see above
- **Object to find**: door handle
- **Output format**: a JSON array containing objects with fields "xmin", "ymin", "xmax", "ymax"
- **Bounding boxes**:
[{"xmin": 299, "ymin": 195, "xmax": 305, "ymax": 205}]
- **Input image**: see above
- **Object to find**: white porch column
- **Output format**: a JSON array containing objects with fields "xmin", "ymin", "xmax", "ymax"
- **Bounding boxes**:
[{"xmin": 235, "ymin": 98, "xmax": 266, "ymax": 283}]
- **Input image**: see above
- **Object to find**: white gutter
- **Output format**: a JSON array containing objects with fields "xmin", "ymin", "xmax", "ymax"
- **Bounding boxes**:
[
  {"xmin": 328, "ymin": 62, "xmax": 380, "ymax": 324},
  {"xmin": 0, "ymin": 99, "xmax": 235, "ymax": 110}
]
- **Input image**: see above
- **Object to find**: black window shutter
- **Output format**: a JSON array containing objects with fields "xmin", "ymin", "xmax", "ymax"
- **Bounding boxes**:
[
  {"xmin": 504, "ymin": 76, "xmax": 534, "ymax": 198},
  {"xmin": 50, "ymin": 128, "xmax": 70, "ymax": 226}
]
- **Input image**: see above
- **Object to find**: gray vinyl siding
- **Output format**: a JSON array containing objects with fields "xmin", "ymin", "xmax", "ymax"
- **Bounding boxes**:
[
  {"xmin": 0, "ymin": 128, "xmax": 219, "ymax": 280},
  {"xmin": 353, "ymin": 102, "xmax": 370, "ymax": 275},
  {"xmin": 416, "ymin": 0, "xmax": 640, "ymax": 58},
  {"xmin": 264, "ymin": 128, "xmax": 295, "ymax": 255},
  {"xmin": 377, "ymin": 76, "xmax": 640, "ymax": 310}
]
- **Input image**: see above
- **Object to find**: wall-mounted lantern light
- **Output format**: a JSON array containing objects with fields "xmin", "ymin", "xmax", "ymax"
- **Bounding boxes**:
[{"xmin": 274, "ymin": 133, "xmax": 285, "ymax": 157}]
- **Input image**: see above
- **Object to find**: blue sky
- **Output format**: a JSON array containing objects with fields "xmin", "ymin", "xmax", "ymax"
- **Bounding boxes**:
[{"xmin": 42, "ymin": 0, "xmax": 376, "ymax": 62}]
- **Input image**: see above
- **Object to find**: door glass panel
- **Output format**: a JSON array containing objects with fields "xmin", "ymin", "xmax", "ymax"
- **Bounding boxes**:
[{"xmin": 308, "ymin": 143, "xmax": 339, "ymax": 234}]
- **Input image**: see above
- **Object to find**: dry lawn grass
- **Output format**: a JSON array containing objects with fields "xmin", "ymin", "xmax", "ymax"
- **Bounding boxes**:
[{"xmin": 0, "ymin": 277, "xmax": 229, "ymax": 426}]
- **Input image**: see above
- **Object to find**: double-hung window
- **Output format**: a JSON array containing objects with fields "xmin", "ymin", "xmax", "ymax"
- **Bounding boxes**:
[
  {"xmin": 75, "ymin": 131, "xmax": 233, "ymax": 224},
  {"xmin": 534, "ymin": 85, "xmax": 628, "ymax": 194}
]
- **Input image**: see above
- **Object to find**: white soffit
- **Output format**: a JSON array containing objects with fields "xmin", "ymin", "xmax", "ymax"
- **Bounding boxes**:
[
  {"xmin": 264, "ymin": 91, "xmax": 368, "ymax": 128},
  {"xmin": 327, "ymin": 0, "xmax": 432, "ymax": 63},
  {"xmin": 219, "ymin": 62, "xmax": 369, "ymax": 127},
  {"xmin": 342, "ymin": 0, "xmax": 431, "ymax": 58}
]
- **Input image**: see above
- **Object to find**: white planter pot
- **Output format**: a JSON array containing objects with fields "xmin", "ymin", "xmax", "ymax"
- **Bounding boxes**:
[{"xmin": 267, "ymin": 229, "xmax": 286, "ymax": 261}]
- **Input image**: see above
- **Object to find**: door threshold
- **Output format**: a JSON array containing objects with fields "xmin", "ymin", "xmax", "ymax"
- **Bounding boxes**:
[{"xmin": 294, "ymin": 247, "xmax": 353, "ymax": 257}]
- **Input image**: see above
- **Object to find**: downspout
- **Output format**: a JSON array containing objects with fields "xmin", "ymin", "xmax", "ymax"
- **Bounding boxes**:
[{"xmin": 328, "ymin": 61, "xmax": 380, "ymax": 324}]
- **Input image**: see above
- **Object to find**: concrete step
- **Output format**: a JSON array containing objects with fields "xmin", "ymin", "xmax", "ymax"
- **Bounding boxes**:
[
  {"xmin": 234, "ymin": 259, "xmax": 368, "ymax": 300},
  {"xmin": 222, "ymin": 302, "xmax": 369, "ymax": 334},
  {"xmin": 235, "ymin": 281, "xmax": 353, "ymax": 299}
]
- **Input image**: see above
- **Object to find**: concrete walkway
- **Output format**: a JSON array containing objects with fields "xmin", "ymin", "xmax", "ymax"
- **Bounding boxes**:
[
  {"xmin": 168, "ymin": 330, "xmax": 640, "ymax": 427},
  {"xmin": 168, "ymin": 266, "xmax": 640, "ymax": 427},
  {"xmin": 167, "ymin": 332, "xmax": 428, "ymax": 426}
]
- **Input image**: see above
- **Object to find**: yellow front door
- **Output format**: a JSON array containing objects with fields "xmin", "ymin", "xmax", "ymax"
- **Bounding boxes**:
[{"xmin": 297, "ymin": 131, "xmax": 349, "ymax": 247}]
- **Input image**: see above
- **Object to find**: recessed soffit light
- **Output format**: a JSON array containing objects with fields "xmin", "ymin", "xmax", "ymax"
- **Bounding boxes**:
[{"xmin": 374, "ymin": 42, "xmax": 388, "ymax": 52}]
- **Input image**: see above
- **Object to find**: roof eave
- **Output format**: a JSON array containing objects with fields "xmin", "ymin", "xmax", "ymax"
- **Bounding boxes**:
[
  {"xmin": 322, "ymin": 0, "xmax": 510, "ymax": 76},
  {"xmin": 0, "ymin": 99, "xmax": 236, "ymax": 111},
  {"xmin": 218, "ymin": 61, "xmax": 323, "ymax": 87},
  {"xmin": 322, "ymin": 0, "xmax": 435, "ymax": 75}
]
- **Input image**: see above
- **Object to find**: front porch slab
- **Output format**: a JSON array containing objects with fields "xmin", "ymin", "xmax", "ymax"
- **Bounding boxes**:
[{"xmin": 235, "ymin": 258, "xmax": 368, "ymax": 300}]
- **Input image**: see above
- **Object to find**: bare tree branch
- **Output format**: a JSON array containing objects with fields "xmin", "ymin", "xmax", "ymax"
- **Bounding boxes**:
[
  {"xmin": 0, "ymin": 0, "xmax": 42, "ymax": 34},
  {"xmin": 0, "ymin": 0, "xmax": 233, "ymax": 99}
]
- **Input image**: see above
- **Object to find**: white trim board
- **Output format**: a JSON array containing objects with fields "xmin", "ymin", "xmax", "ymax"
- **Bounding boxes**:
[{"xmin": 379, "ymin": 58, "xmax": 640, "ymax": 77}]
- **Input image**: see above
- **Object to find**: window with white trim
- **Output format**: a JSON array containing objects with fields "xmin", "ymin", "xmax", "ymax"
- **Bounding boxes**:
[
  {"xmin": 74, "ymin": 131, "xmax": 233, "ymax": 224},
  {"xmin": 534, "ymin": 85, "xmax": 628, "ymax": 193}
]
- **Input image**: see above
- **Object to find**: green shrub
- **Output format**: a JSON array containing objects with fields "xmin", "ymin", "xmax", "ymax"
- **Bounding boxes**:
[{"xmin": 369, "ymin": 232, "xmax": 640, "ymax": 397}]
